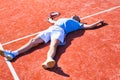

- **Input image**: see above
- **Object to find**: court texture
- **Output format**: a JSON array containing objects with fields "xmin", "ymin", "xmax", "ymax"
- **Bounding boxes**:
[{"xmin": 0, "ymin": 0, "xmax": 120, "ymax": 80}]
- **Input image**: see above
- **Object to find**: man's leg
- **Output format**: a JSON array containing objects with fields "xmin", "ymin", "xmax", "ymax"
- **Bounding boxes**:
[
  {"xmin": 15, "ymin": 35, "xmax": 44, "ymax": 55},
  {"xmin": 42, "ymin": 39, "xmax": 60, "ymax": 69},
  {"xmin": 0, "ymin": 35, "xmax": 44, "ymax": 60}
]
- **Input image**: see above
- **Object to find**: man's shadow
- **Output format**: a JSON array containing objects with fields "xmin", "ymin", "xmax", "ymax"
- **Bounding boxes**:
[{"xmin": 11, "ymin": 22, "xmax": 108, "ymax": 77}]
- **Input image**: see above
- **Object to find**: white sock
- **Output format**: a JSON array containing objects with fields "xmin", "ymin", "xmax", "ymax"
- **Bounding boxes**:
[{"xmin": 12, "ymin": 51, "xmax": 19, "ymax": 56}]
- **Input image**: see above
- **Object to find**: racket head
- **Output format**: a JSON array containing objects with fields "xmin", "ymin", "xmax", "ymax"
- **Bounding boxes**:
[{"xmin": 49, "ymin": 12, "xmax": 60, "ymax": 19}]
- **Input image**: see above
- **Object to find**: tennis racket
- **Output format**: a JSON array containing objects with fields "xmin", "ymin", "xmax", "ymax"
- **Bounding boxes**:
[{"xmin": 49, "ymin": 12, "xmax": 61, "ymax": 19}]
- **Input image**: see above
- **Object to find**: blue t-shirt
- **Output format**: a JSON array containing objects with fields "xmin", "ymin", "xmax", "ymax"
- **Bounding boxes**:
[{"xmin": 54, "ymin": 18, "xmax": 83, "ymax": 34}]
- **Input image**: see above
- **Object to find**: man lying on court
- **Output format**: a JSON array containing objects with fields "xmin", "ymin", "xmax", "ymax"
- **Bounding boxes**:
[{"xmin": 0, "ymin": 12, "xmax": 104, "ymax": 69}]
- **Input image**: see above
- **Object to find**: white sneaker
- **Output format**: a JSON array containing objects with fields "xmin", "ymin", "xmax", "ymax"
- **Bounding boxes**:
[{"xmin": 42, "ymin": 58, "xmax": 56, "ymax": 69}]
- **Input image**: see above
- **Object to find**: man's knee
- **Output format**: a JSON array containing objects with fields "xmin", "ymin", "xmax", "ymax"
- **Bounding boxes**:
[
  {"xmin": 29, "ymin": 38, "xmax": 36, "ymax": 45},
  {"xmin": 50, "ymin": 39, "xmax": 60, "ymax": 47},
  {"xmin": 29, "ymin": 38, "xmax": 41, "ymax": 46}
]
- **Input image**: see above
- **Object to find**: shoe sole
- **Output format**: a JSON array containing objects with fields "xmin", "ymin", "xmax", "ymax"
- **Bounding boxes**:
[
  {"xmin": 0, "ymin": 50, "xmax": 4, "ymax": 56},
  {"xmin": 0, "ymin": 51, "xmax": 13, "ymax": 60},
  {"xmin": 0, "ymin": 43, "xmax": 13, "ymax": 61},
  {"xmin": 6, "ymin": 56, "xmax": 13, "ymax": 61},
  {"xmin": 0, "ymin": 43, "xmax": 5, "ymax": 57},
  {"xmin": 42, "ymin": 60, "xmax": 55, "ymax": 69}
]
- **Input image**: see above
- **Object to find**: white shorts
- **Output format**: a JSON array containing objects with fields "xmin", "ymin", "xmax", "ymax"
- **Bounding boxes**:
[{"xmin": 37, "ymin": 26, "xmax": 65, "ymax": 44}]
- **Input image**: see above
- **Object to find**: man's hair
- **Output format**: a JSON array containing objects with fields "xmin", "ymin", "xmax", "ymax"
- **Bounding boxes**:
[{"xmin": 72, "ymin": 15, "xmax": 81, "ymax": 22}]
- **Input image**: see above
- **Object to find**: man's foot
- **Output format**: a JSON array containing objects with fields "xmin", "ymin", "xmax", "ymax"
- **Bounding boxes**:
[
  {"xmin": 42, "ymin": 58, "xmax": 56, "ymax": 69},
  {"xmin": 4, "ymin": 50, "xmax": 15, "ymax": 60},
  {"xmin": 0, "ymin": 49, "xmax": 15, "ymax": 61}
]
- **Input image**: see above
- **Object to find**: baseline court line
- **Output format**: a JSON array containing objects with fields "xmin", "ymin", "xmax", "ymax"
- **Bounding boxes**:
[
  {"xmin": 5, "ymin": 58, "xmax": 20, "ymax": 80},
  {"xmin": 2, "ymin": 5, "xmax": 120, "ymax": 46},
  {"xmin": 81, "ymin": 5, "xmax": 120, "ymax": 20},
  {"xmin": 0, "ymin": 44, "xmax": 19, "ymax": 80},
  {"xmin": 1, "ymin": 5, "xmax": 120, "ymax": 80}
]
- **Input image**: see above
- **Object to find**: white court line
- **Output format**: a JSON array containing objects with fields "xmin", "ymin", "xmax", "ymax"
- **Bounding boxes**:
[
  {"xmin": 1, "ymin": 5, "xmax": 120, "ymax": 80},
  {"xmin": 5, "ymin": 58, "xmax": 20, "ymax": 80},
  {"xmin": 81, "ymin": 5, "xmax": 120, "ymax": 20},
  {"xmin": 2, "ymin": 32, "xmax": 40, "ymax": 46},
  {"xmin": 0, "ymin": 44, "xmax": 19, "ymax": 80}
]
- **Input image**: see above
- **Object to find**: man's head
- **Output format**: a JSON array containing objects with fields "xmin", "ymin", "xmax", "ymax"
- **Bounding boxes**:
[{"xmin": 71, "ymin": 15, "xmax": 81, "ymax": 22}]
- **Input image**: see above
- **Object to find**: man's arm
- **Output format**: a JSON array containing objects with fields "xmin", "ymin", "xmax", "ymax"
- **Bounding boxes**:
[
  {"xmin": 48, "ymin": 17, "xmax": 56, "ymax": 24},
  {"xmin": 83, "ymin": 20, "xmax": 104, "ymax": 30}
]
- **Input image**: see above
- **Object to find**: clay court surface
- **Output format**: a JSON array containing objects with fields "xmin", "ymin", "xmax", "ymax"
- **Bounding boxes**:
[{"xmin": 0, "ymin": 0, "xmax": 120, "ymax": 80}]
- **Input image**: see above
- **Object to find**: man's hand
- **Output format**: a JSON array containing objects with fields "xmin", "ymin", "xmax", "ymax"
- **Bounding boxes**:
[
  {"xmin": 47, "ymin": 17, "xmax": 56, "ymax": 24},
  {"xmin": 83, "ymin": 20, "xmax": 105, "ymax": 29}
]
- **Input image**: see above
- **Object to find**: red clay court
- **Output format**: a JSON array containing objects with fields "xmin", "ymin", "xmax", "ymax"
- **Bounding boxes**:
[{"xmin": 0, "ymin": 0, "xmax": 120, "ymax": 80}]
